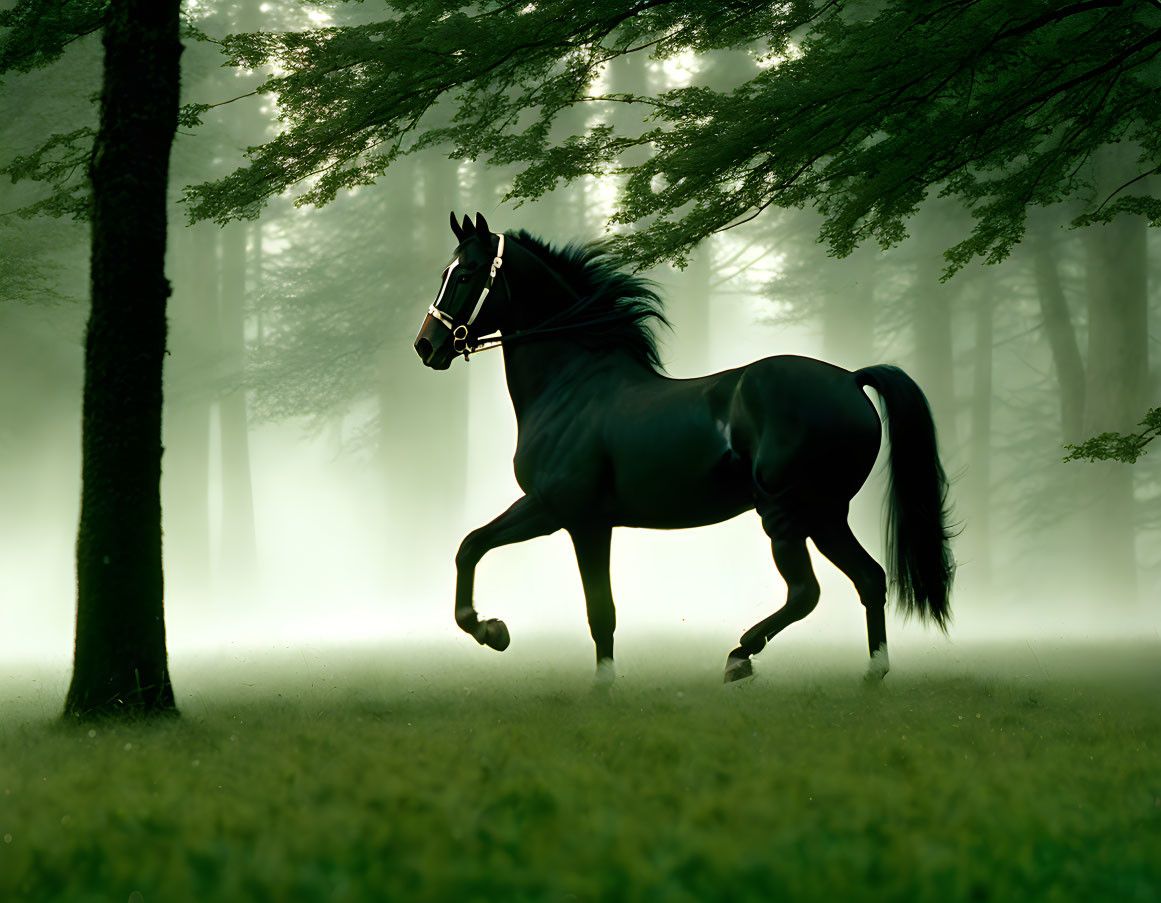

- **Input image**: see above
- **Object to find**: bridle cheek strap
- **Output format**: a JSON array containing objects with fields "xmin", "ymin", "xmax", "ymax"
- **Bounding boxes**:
[{"xmin": 466, "ymin": 232, "xmax": 504, "ymax": 327}]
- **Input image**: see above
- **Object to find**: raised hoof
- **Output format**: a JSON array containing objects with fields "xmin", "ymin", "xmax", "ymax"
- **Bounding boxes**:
[
  {"xmin": 481, "ymin": 619, "xmax": 510, "ymax": 652},
  {"xmin": 723, "ymin": 656, "xmax": 754, "ymax": 683}
]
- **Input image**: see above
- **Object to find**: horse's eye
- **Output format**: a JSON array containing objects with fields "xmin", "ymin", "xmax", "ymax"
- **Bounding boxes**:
[{"xmin": 458, "ymin": 272, "xmax": 472, "ymax": 283}]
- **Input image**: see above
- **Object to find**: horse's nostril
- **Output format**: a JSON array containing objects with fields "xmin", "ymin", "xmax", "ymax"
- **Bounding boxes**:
[{"xmin": 415, "ymin": 337, "xmax": 434, "ymax": 363}]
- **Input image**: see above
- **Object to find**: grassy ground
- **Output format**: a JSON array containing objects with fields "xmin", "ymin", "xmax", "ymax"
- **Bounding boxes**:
[{"xmin": 0, "ymin": 639, "xmax": 1158, "ymax": 903}]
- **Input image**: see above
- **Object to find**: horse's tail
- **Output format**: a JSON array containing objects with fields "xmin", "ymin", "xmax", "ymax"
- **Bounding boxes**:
[{"xmin": 856, "ymin": 364, "xmax": 956, "ymax": 632}]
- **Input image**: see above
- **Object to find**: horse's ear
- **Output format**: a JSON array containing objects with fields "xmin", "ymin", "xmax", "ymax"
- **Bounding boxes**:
[
  {"xmin": 475, "ymin": 212, "xmax": 491, "ymax": 236},
  {"xmin": 450, "ymin": 211, "xmax": 465, "ymax": 242},
  {"xmin": 461, "ymin": 214, "xmax": 475, "ymax": 237}
]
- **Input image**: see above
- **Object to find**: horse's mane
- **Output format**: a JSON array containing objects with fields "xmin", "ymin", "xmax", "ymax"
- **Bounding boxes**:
[{"xmin": 506, "ymin": 230, "xmax": 669, "ymax": 372}]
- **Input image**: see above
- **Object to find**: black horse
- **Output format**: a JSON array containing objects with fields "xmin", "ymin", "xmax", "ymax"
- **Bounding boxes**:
[{"xmin": 414, "ymin": 212, "xmax": 955, "ymax": 684}]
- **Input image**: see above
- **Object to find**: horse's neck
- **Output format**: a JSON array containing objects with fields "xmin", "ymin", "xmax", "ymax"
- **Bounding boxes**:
[
  {"xmin": 500, "ymin": 340, "xmax": 647, "ymax": 425},
  {"xmin": 498, "ymin": 242, "xmax": 586, "ymax": 419},
  {"xmin": 505, "ymin": 239, "xmax": 579, "ymax": 313},
  {"xmin": 498, "ymin": 239, "xmax": 653, "ymax": 421},
  {"xmin": 500, "ymin": 340, "xmax": 587, "ymax": 421}
]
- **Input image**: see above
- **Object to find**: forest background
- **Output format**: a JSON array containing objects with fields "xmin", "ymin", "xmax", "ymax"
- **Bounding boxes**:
[
  {"xmin": 1, "ymin": 0, "xmax": 1159, "ymax": 684},
  {"xmin": 0, "ymin": 4, "xmax": 1158, "ymax": 898}
]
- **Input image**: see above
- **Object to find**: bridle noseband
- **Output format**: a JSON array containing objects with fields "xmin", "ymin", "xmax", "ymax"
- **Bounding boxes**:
[{"xmin": 427, "ymin": 233, "xmax": 506, "ymax": 359}]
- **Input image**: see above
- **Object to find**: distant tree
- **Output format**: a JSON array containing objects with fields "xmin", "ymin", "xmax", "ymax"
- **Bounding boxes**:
[{"xmin": 60, "ymin": 0, "xmax": 182, "ymax": 719}]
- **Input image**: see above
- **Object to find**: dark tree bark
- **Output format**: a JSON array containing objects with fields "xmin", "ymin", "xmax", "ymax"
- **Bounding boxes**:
[{"xmin": 64, "ymin": 0, "xmax": 181, "ymax": 719}]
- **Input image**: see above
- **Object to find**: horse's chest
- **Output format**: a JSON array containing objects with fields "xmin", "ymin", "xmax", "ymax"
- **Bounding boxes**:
[{"xmin": 512, "ymin": 416, "xmax": 606, "ymax": 510}]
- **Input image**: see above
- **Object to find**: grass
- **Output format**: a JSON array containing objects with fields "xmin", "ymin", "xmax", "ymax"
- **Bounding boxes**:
[{"xmin": 0, "ymin": 639, "xmax": 1158, "ymax": 903}]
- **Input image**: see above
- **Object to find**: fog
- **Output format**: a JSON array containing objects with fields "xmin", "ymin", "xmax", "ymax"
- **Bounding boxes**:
[
  {"xmin": 2, "ymin": 197, "xmax": 1157, "ymax": 672},
  {"xmin": 2, "ymin": 28, "xmax": 1158, "ymax": 678}
]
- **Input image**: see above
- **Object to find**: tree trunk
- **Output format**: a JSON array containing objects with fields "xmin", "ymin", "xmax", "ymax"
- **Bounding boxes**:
[
  {"xmin": 65, "ymin": 0, "xmax": 181, "ymax": 720},
  {"xmin": 1029, "ymin": 223, "xmax": 1086, "ymax": 444},
  {"xmin": 822, "ymin": 241, "xmax": 880, "ymax": 548},
  {"xmin": 162, "ymin": 221, "xmax": 218, "ymax": 593},
  {"xmin": 1084, "ymin": 227, "xmax": 1148, "ymax": 437},
  {"xmin": 912, "ymin": 210, "xmax": 961, "ymax": 454},
  {"xmin": 418, "ymin": 153, "xmax": 469, "ymax": 518},
  {"xmin": 670, "ymin": 239, "xmax": 714, "ymax": 372},
  {"xmin": 1081, "ymin": 170, "xmax": 1148, "ymax": 603},
  {"xmin": 212, "ymin": 0, "xmax": 265, "ymax": 586},
  {"xmin": 377, "ymin": 156, "xmax": 470, "ymax": 579},
  {"xmin": 218, "ymin": 221, "xmax": 258, "ymax": 583},
  {"xmin": 967, "ymin": 289, "xmax": 993, "ymax": 586},
  {"xmin": 821, "ymin": 244, "xmax": 875, "ymax": 369}
]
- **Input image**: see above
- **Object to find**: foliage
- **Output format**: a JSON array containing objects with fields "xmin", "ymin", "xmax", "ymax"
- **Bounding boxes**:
[
  {"xmin": 0, "ymin": 218, "xmax": 75, "ymax": 304},
  {"xmin": 0, "ymin": 126, "xmax": 94, "ymax": 219},
  {"xmin": 0, "ymin": 1, "xmax": 103, "ymax": 217},
  {"xmin": 0, "ymin": 0, "xmax": 214, "ymax": 219},
  {"xmin": 0, "ymin": 2, "xmax": 98, "ymax": 302},
  {"xmin": 2, "ymin": 641, "xmax": 1159, "ymax": 902},
  {"xmin": 0, "ymin": 0, "xmax": 107, "ymax": 74},
  {"xmin": 1064, "ymin": 407, "xmax": 1161, "ymax": 463},
  {"xmin": 184, "ymin": 0, "xmax": 1161, "ymax": 272}
]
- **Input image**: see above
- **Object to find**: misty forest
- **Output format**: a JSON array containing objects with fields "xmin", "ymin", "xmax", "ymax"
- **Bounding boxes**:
[{"xmin": 1, "ymin": 1, "xmax": 1159, "ymax": 901}]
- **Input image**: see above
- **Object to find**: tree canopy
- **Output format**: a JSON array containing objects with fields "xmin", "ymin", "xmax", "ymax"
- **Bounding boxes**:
[{"xmin": 181, "ymin": 0, "xmax": 1161, "ymax": 272}]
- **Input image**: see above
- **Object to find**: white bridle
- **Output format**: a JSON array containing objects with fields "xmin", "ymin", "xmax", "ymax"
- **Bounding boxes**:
[{"xmin": 426, "ymin": 233, "xmax": 505, "ymax": 355}]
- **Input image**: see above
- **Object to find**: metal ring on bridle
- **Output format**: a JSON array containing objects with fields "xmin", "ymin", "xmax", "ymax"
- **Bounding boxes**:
[{"xmin": 452, "ymin": 324, "xmax": 470, "ymax": 354}]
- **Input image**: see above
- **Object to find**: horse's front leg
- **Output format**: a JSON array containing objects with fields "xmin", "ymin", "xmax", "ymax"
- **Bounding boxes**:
[
  {"xmin": 455, "ymin": 495, "xmax": 560, "ymax": 650},
  {"xmin": 569, "ymin": 524, "xmax": 616, "ymax": 687}
]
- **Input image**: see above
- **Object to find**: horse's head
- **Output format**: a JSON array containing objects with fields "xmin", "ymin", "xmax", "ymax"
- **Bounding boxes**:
[{"xmin": 414, "ymin": 211, "xmax": 508, "ymax": 369}]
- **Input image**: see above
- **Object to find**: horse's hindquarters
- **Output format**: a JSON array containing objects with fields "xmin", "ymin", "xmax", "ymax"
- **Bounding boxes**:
[{"xmin": 730, "ymin": 356, "xmax": 883, "ymax": 511}]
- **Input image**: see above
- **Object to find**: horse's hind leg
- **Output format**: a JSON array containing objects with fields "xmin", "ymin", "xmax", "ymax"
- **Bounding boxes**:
[
  {"xmin": 455, "ymin": 495, "xmax": 560, "ymax": 650},
  {"xmin": 812, "ymin": 519, "xmax": 890, "ymax": 680},
  {"xmin": 725, "ymin": 531, "xmax": 820, "ymax": 682},
  {"xmin": 568, "ymin": 525, "xmax": 616, "ymax": 687}
]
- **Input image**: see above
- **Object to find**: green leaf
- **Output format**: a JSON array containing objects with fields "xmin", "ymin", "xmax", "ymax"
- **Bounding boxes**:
[{"xmin": 1063, "ymin": 409, "xmax": 1161, "ymax": 464}]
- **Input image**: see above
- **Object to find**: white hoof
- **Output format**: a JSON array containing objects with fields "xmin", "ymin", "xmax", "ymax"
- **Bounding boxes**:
[
  {"xmin": 594, "ymin": 659, "xmax": 616, "ymax": 687},
  {"xmin": 864, "ymin": 644, "xmax": 890, "ymax": 682},
  {"xmin": 723, "ymin": 656, "xmax": 754, "ymax": 683}
]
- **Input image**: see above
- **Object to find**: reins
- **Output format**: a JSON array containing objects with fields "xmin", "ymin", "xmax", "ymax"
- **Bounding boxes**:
[{"xmin": 459, "ymin": 290, "xmax": 645, "ymax": 359}]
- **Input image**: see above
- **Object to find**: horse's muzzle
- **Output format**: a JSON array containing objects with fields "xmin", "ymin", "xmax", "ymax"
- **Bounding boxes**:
[{"xmin": 414, "ymin": 314, "xmax": 453, "ymax": 369}]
